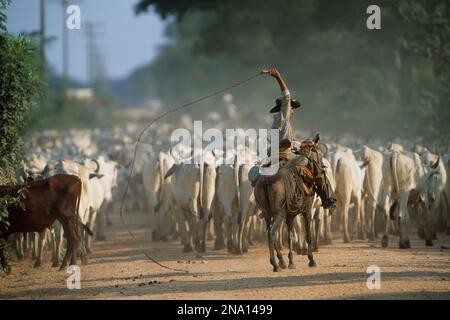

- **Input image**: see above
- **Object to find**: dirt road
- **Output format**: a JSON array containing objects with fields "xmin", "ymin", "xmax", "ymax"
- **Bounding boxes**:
[{"xmin": 1, "ymin": 213, "xmax": 450, "ymax": 300}]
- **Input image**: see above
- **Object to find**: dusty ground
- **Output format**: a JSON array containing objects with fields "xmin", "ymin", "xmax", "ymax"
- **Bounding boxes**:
[{"xmin": 1, "ymin": 212, "xmax": 450, "ymax": 300}]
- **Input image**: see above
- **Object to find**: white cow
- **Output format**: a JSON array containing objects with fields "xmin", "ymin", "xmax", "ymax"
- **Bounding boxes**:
[
  {"xmin": 388, "ymin": 150, "xmax": 427, "ymax": 248},
  {"xmin": 419, "ymin": 152, "xmax": 446, "ymax": 242},
  {"xmin": 164, "ymin": 161, "xmax": 203, "ymax": 253},
  {"xmin": 334, "ymin": 149, "xmax": 366, "ymax": 242},
  {"xmin": 83, "ymin": 156, "xmax": 118, "ymax": 253},
  {"xmin": 236, "ymin": 161, "xmax": 257, "ymax": 255},
  {"xmin": 361, "ymin": 145, "xmax": 384, "ymax": 240},
  {"xmin": 215, "ymin": 159, "xmax": 240, "ymax": 254}
]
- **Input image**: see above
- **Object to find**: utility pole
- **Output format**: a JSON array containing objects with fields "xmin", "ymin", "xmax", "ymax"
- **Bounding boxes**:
[
  {"xmin": 84, "ymin": 21, "xmax": 104, "ymax": 88},
  {"xmin": 39, "ymin": 0, "xmax": 46, "ymax": 74},
  {"xmin": 62, "ymin": 0, "xmax": 69, "ymax": 91}
]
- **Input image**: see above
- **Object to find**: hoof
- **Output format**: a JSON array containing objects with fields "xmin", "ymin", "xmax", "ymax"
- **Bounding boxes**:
[
  {"xmin": 272, "ymin": 266, "xmax": 280, "ymax": 272},
  {"xmin": 243, "ymin": 247, "xmax": 248, "ymax": 253},
  {"xmin": 182, "ymin": 245, "xmax": 193, "ymax": 253},
  {"xmin": 226, "ymin": 241, "xmax": 234, "ymax": 253},
  {"xmin": 381, "ymin": 235, "xmax": 389, "ymax": 248},
  {"xmin": 234, "ymin": 248, "xmax": 243, "ymax": 255},
  {"xmin": 81, "ymin": 256, "xmax": 89, "ymax": 265},
  {"xmin": 33, "ymin": 260, "xmax": 42, "ymax": 268},
  {"xmin": 309, "ymin": 260, "xmax": 317, "ymax": 267},
  {"xmin": 358, "ymin": 233, "xmax": 367, "ymax": 240},
  {"xmin": 300, "ymin": 248, "xmax": 308, "ymax": 256},
  {"xmin": 279, "ymin": 262, "xmax": 287, "ymax": 269},
  {"xmin": 96, "ymin": 235, "xmax": 106, "ymax": 241},
  {"xmin": 399, "ymin": 240, "xmax": 411, "ymax": 249},
  {"xmin": 320, "ymin": 238, "xmax": 332, "ymax": 246},
  {"xmin": 151, "ymin": 230, "xmax": 160, "ymax": 242},
  {"xmin": 51, "ymin": 260, "xmax": 60, "ymax": 268},
  {"xmin": 288, "ymin": 263, "xmax": 296, "ymax": 270},
  {"xmin": 425, "ymin": 239, "xmax": 433, "ymax": 246},
  {"xmin": 418, "ymin": 227, "xmax": 425, "ymax": 239},
  {"xmin": 3, "ymin": 265, "xmax": 11, "ymax": 274}
]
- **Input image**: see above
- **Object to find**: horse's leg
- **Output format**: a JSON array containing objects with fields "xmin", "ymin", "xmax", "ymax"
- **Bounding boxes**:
[
  {"xmin": 323, "ymin": 208, "xmax": 333, "ymax": 245},
  {"xmin": 181, "ymin": 211, "xmax": 193, "ymax": 253},
  {"xmin": 265, "ymin": 216, "xmax": 278, "ymax": 272},
  {"xmin": 304, "ymin": 211, "xmax": 316, "ymax": 267},
  {"xmin": 313, "ymin": 207, "xmax": 320, "ymax": 252},
  {"xmin": 273, "ymin": 213, "xmax": 286, "ymax": 269},
  {"xmin": 286, "ymin": 215, "xmax": 296, "ymax": 269}
]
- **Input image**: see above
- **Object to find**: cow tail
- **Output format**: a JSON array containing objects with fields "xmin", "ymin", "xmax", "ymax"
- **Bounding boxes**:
[
  {"xmin": 390, "ymin": 152, "xmax": 400, "ymax": 197},
  {"xmin": 74, "ymin": 177, "xmax": 82, "ymax": 238}
]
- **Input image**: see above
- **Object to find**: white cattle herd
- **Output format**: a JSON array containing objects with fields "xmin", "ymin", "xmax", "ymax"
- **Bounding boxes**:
[{"xmin": 3, "ymin": 122, "xmax": 450, "ymax": 272}]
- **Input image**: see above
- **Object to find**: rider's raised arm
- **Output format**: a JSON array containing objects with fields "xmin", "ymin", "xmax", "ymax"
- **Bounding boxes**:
[
  {"xmin": 269, "ymin": 68, "xmax": 291, "ymax": 122},
  {"xmin": 268, "ymin": 68, "xmax": 289, "ymax": 95}
]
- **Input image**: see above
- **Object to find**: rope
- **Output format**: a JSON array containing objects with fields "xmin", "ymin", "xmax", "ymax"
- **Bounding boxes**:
[{"xmin": 119, "ymin": 72, "xmax": 262, "ymax": 273}]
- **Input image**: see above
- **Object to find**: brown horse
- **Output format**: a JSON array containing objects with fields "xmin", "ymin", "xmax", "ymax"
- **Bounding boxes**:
[{"xmin": 254, "ymin": 140, "xmax": 334, "ymax": 272}]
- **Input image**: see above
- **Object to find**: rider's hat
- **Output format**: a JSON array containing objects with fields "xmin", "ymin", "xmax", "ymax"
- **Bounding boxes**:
[{"xmin": 270, "ymin": 98, "xmax": 301, "ymax": 113}]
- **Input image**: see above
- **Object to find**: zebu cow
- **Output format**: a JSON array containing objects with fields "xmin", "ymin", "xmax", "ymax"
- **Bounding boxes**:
[
  {"xmin": 164, "ymin": 161, "xmax": 203, "ymax": 253},
  {"xmin": 361, "ymin": 146, "xmax": 384, "ymax": 240},
  {"xmin": 388, "ymin": 150, "xmax": 428, "ymax": 248},
  {"xmin": 0, "ymin": 174, "xmax": 81, "ymax": 274},
  {"xmin": 198, "ymin": 151, "xmax": 217, "ymax": 252},
  {"xmin": 236, "ymin": 151, "xmax": 259, "ymax": 255},
  {"xmin": 215, "ymin": 158, "xmax": 240, "ymax": 254},
  {"xmin": 334, "ymin": 148, "xmax": 366, "ymax": 242},
  {"xmin": 420, "ymin": 150, "xmax": 447, "ymax": 235},
  {"xmin": 444, "ymin": 153, "xmax": 450, "ymax": 234},
  {"xmin": 83, "ymin": 156, "xmax": 118, "ymax": 253},
  {"xmin": 44, "ymin": 159, "xmax": 101, "ymax": 265},
  {"xmin": 148, "ymin": 151, "xmax": 179, "ymax": 242}
]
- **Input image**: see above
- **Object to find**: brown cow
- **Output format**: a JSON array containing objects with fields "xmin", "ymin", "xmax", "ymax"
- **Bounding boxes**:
[{"xmin": 0, "ymin": 174, "xmax": 81, "ymax": 274}]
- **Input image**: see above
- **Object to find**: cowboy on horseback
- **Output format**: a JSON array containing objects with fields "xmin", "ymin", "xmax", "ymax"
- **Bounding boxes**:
[{"xmin": 262, "ymin": 67, "xmax": 336, "ymax": 209}]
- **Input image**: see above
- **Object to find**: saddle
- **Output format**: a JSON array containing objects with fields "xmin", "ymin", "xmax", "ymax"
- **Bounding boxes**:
[{"xmin": 259, "ymin": 154, "xmax": 315, "ymax": 196}]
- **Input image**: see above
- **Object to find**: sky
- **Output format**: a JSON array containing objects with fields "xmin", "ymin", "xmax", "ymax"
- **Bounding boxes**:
[{"xmin": 6, "ymin": 0, "xmax": 167, "ymax": 83}]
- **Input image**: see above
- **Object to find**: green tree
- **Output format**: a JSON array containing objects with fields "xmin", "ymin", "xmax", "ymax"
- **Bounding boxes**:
[
  {"xmin": 134, "ymin": 0, "xmax": 449, "ymax": 140},
  {"xmin": 0, "ymin": 0, "xmax": 41, "ymax": 184}
]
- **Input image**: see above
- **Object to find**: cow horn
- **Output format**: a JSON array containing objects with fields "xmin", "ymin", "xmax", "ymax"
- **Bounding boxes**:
[
  {"xmin": 430, "ymin": 155, "xmax": 440, "ymax": 169},
  {"xmin": 92, "ymin": 159, "xmax": 100, "ymax": 174}
]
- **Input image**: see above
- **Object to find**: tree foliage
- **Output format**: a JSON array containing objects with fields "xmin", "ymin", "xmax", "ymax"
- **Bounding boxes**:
[
  {"xmin": 0, "ymin": 0, "xmax": 41, "ymax": 184},
  {"xmin": 134, "ymin": 0, "xmax": 449, "ymax": 141}
]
